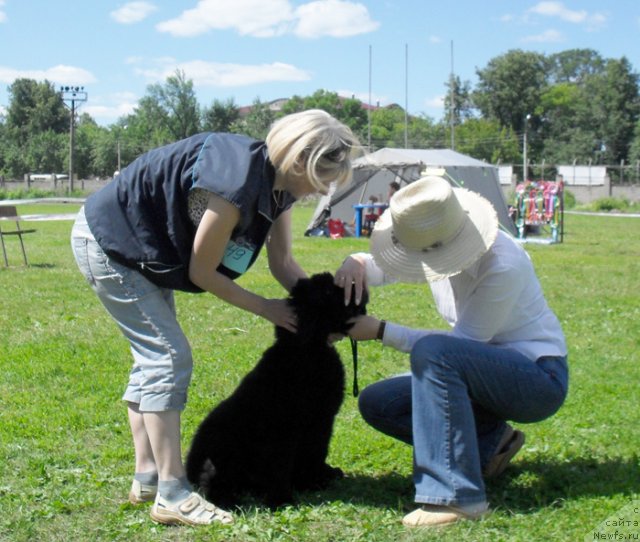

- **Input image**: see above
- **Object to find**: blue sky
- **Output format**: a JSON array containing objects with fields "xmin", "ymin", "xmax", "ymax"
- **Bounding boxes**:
[{"xmin": 1, "ymin": 1, "xmax": 639, "ymax": 127}]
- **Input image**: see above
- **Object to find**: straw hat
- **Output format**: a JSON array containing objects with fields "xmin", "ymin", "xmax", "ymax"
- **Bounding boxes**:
[{"xmin": 370, "ymin": 175, "xmax": 498, "ymax": 282}]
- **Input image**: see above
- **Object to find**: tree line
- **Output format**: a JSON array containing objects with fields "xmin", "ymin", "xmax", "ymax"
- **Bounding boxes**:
[{"xmin": 1, "ymin": 48, "xmax": 639, "ymax": 182}]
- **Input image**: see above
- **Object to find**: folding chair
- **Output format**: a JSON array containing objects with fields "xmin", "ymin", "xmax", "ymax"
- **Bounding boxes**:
[{"xmin": 0, "ymin": 205, "xmax": 37, "ymax": 266}]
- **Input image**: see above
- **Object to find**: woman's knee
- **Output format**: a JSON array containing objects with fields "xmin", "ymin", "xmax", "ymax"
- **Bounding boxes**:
[
  {"xmin": 410, "ymin": 333, "xmax": 454, "ymax": 375},
  {"xmin": 357, "ymin": 381, "xmax": 386, "ymax": 424}
]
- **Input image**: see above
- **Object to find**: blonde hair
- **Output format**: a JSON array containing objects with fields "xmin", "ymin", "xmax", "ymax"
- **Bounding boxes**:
[{"xmin": 265, "ymin": 109, "xmax": 360, "ymax": 192}]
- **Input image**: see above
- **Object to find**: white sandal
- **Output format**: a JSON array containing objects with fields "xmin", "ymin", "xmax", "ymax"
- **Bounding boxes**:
[
  {"xmin": 150, "ymin": 492, "xmax": 233, "ymax": 526},
  {"xmin": 128, "ymin": 479, "xmax": 157, "ymax": 504}
]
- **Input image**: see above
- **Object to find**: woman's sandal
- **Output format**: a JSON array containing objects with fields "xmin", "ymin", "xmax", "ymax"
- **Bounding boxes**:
[
  {"xmin": 150, "ymin": 492, "xmax": 233, "ymax": 526},
  {"xmin": 483, "ymin": 425, "xmax": 525, "ymax": 479},
  {"xmin": 128, "ymin": 479, "xmax": 157, "ymax": 504}
]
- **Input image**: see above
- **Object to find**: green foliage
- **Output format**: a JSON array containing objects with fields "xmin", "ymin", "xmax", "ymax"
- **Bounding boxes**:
[
  {"xmin": 576, "ymin": 196, "xmax": 640, "ymax": 213},
  {"xmin": 562, "ymin": 190, "xmax": 576, "ymax": 209},
  {"xmin": 453, "ymin": 118, "xmax": 520, "ymax": 163},
  {"xmin": 1, "ymin": 47, "xmax": 639, "ymax": 180},
  {"xmin": 202, "ymin": 98, "xmax": 240, "ymax": 133},
  {"xmin": 145, "ymin": 69, "xmax": 201, "ymax": 140},
  {"xmin": 473, "ymin": 49, "xmax": 548, "ymax": 133},
  {"xmin": 230, "ymin": 98, "xmax": 275, "ymax": 140},
  {"xmin": 0, "ymin": 205, "xmax": 638, "ymax": 541}
]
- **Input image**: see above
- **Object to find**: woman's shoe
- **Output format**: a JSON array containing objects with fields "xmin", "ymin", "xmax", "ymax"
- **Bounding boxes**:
[
  {"xmin": 150, "ymin": 492, "xmax": 233, "ymax": 526},
  {"xmin": 402, "ymin": 502, "xmax": 488, "ymax": 527},
  {"xmin": 128, "ymin": 479, "xmax": 158, "ymax": 504},
  {"xmin": 483, "ymin": 425, "xmax": 525, "ymax": 479}
]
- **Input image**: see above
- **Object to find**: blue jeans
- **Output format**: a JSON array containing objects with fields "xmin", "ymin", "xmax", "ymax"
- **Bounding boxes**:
[
  {"xmin": 71, "ymin": 209, "xmax": 193, "ymax": 412},
  {"xmin": 358, "ymin": 333, "xmax": 568, "ymax": 506}
]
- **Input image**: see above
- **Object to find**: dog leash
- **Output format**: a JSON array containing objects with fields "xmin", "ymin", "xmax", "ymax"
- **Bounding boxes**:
[{"xmin": 350, "ymin": 338, "xmax": 359, "ymax": 397}]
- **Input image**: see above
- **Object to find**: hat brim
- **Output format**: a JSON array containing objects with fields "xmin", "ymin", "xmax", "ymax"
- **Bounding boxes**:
[{"xmin": 370, "ymin": 187, "xmax": 498, "ymax": 282}]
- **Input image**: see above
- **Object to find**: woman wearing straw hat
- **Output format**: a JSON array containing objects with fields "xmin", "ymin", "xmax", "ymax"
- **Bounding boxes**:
[{"xmin": 334, "ymin": 175, "xmax": 568, "ymax": 528}]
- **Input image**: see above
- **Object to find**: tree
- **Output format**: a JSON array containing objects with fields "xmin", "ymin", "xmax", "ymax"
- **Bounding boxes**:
[
  {"xmin": 5, "ymin": 79, "xmax": 68, "ymax": 143},
  {"xmin": 473, "ymin": 50, "xmax": 548, "ymax": 134},
  {"xmin": 1, "ymin": 78, "xmax": 69, "ymax": 177},
  {"xmin": 443, "ymin": 75, "xmax": 474, "ymax": 126},
  {"xmin": 581, "ymin": 57, "xmax": 640, "ymax": 164},
  {"xmin": 144, "ymin": 69, "xmax": 201, "ymax": 140},
  {"xmin": 280, "ymin": 90, "xmax": 369, "ymax": 143},
  {"xmin": 231, "ymin": 99, "xmax": 275, "ymax": 140},
  {"xmin": 537, "ymin": 83, "xmax": 593, "ymax": 162},
  {"xmin": 629, "ymin": 120, "xmax": 640, "ymax": 165},
  {"xmin": 454, "ymin": 119, "xmax": 520, "ymax": 164},
  {"xmin": 202, "ymin": 98, "xmax": 239, "ymax": 132},
  {"xmin": 547, "ymin": 48, "xmax": 605, "ymax": 84}
]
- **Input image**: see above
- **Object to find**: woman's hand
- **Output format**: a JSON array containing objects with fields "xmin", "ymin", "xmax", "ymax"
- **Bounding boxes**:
[
  {"xmin": 347, "ymin": 315, "xmax": 381, "ymax": 341},
  {"xmin": 334, "ymin": 255, "xmax": 368, "ymax": 306},
  {"xmin": 260, "ymin": 298, "xmax": 298, "ymax": 333}
]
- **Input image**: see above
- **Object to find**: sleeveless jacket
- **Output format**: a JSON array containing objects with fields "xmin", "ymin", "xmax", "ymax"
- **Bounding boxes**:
[{"xmin": 84, "ymin": 132, "xmax": 295, "ymax": 292}]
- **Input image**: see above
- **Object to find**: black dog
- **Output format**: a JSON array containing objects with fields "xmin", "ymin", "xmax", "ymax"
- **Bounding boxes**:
[{"xmin": 186, "ymin": 272, "xmax": 367, "ymax": 508}]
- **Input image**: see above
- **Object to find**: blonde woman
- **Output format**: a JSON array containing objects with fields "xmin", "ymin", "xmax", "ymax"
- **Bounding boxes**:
[{"xmin": 71, "ymin": 110, "xmax": 358, "ymax": 526}]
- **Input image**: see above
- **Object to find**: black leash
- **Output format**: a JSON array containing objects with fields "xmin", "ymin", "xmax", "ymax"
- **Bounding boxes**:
[{"xmin": 350, "ymin": 338, "xmax": 359, "ymax": 397}]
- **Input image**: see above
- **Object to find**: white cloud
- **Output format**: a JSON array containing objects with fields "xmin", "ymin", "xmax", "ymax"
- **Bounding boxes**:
[
  {"xmin": 527, "ymin": 1, "xmax": 607, "ymax": 29},
  {"xmin": 156, "ymin": 0, "xmax": 378, "ymax": 39},
  {"xmin": 0, "ymin": 65, "xmax": 97, "ymax": 86},
  {"xmin": 529, "ymin": 2, "xmax": 586, "ymax": 23},
  {"xmin": 131, "ymin": 57, "xmax": 311, "ymax": 87},
  {"xmin": 156, "ymin": 0, "xmax": 294, "ymax": 38},
  {"xmin": 428, "ymin": 35, "xmax": 442, "ymax": 44},
  {"xmin": 84, "ymin": 92, "xmax": 138, "ymax": 121},
  {"xmin": 294, "ymin": 0, "xmax": 379, "ymax": 38},
  {"xmin": 522, "ymin": 28, "xmax": 564, "ymax": 43},
  {"xmin": 0, "ymin": 0, "xmax": 6, "ymax": 23},
  {"xmin": 425, "ymin": 95, "xmax": 444, "ymax": 109},
  {"xmin": 111, "ymin": 2, "xmax": 157, "ymax": 24}
]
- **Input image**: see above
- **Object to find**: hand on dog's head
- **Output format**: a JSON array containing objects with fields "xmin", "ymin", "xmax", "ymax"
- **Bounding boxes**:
[{"xmin": 281, "ymin": 272, "xmax": 368, "ymax": 344}]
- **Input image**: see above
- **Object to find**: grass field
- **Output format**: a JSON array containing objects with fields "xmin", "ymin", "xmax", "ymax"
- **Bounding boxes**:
[{"xmin": 1, "ymin": 201, "xmax": 639, "ymax": 542}]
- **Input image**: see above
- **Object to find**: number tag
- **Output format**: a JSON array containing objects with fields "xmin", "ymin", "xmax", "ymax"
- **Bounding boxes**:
[{"xmin": 222, "ymin": 239, "xmax": 255, "ymax": 275}]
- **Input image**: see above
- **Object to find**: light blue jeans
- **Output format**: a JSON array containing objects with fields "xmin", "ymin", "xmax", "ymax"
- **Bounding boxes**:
[
  {"xmin": 358, "ymin": 333, "xmax": 568, "ymax": 506},
  {"xmin": 70, "ymin": 209, "xmax": 192, "ymax": 412}
]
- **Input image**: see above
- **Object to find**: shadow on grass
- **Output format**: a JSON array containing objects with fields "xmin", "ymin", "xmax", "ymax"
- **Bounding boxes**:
[
  {"xmin": 295, "ymin": 455, "xmax": 639, "ymax": 512},
  {"xmin": 487, "ymin": 455, "xmax": 640, "ymax": 513}
]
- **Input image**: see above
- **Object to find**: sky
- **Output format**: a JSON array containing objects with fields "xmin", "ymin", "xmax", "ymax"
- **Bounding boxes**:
[{"xmin": 0, "ymin": 0, "xmax": 639, "ymax": 127}]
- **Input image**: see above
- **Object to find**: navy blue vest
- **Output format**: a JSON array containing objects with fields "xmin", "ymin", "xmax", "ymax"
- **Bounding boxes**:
[{"xmin": 85, "ymin": 133, "xmax": 295, "ymax": 292}]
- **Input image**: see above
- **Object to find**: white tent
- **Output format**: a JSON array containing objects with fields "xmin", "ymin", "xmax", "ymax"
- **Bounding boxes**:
[{"xmin": 306, "ymin": 148, "xmax": 517, "ymax": 236}]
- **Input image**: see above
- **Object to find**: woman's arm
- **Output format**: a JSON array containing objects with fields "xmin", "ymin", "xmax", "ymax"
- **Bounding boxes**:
[
  {"xmin": 266, "ymin": 207, "xmax": 307, "ymax": 292},
  {"xmin": 189, "ymin": 193, "xmax": 297, "ymax": 332}
]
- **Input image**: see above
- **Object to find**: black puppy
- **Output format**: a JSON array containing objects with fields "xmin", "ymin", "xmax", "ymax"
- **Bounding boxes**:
[{"xmin": 185, "ymin": 272, "xmax": 367, "ymax": 508}]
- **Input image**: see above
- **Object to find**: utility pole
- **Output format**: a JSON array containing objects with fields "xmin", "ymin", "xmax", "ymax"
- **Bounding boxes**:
[
  {"xmin": 450, "ymin": 40, "xmax": 455, "ymax": 150},
  {"xmin": 523, "ymin": 114, "xmax": 531, "ymax": 182},
  {"xmin": 60, "ymin": 86, "xmax": 88, "ymax": 193}
]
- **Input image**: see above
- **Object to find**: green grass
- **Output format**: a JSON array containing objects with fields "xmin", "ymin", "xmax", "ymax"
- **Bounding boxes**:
[{"xmin": 1, "ymin": 202, "xmax": 639, "ymax": 541}]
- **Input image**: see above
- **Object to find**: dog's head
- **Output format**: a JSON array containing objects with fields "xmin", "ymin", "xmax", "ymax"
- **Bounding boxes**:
[{"xmin": 282, "ymin": 272, "xmax": 368, "ymax": 343}]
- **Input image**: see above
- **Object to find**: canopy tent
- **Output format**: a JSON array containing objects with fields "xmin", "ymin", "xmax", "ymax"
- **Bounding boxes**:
[{"xmin": 306, "ymin": 147, "xmax": 517, "ymax": 236}]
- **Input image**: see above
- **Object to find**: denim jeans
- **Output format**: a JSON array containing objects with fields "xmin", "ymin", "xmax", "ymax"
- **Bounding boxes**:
[
  {"xmin": 358, "ymin": 333, "xmax": 568, "ymax": 506},
  {"xmin": 70, "ymin": 209, "xmax": 192, "ymax": 412}
]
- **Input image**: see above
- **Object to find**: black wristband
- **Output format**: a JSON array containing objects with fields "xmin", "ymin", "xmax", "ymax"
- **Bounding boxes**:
[{"xmin": 376, "ymin": 320, "xmax": 386, "ymax": 341}]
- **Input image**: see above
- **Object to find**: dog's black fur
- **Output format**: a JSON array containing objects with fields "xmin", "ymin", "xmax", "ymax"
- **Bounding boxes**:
[{"xmin": 185, "ymin": 272, "xmax": 368, "ymax": 509}]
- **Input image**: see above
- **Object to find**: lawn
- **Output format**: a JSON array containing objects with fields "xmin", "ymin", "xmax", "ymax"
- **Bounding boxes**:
[{"xmin": 1, "ymin": 201, "xmax": 639, "ymax": 542}]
